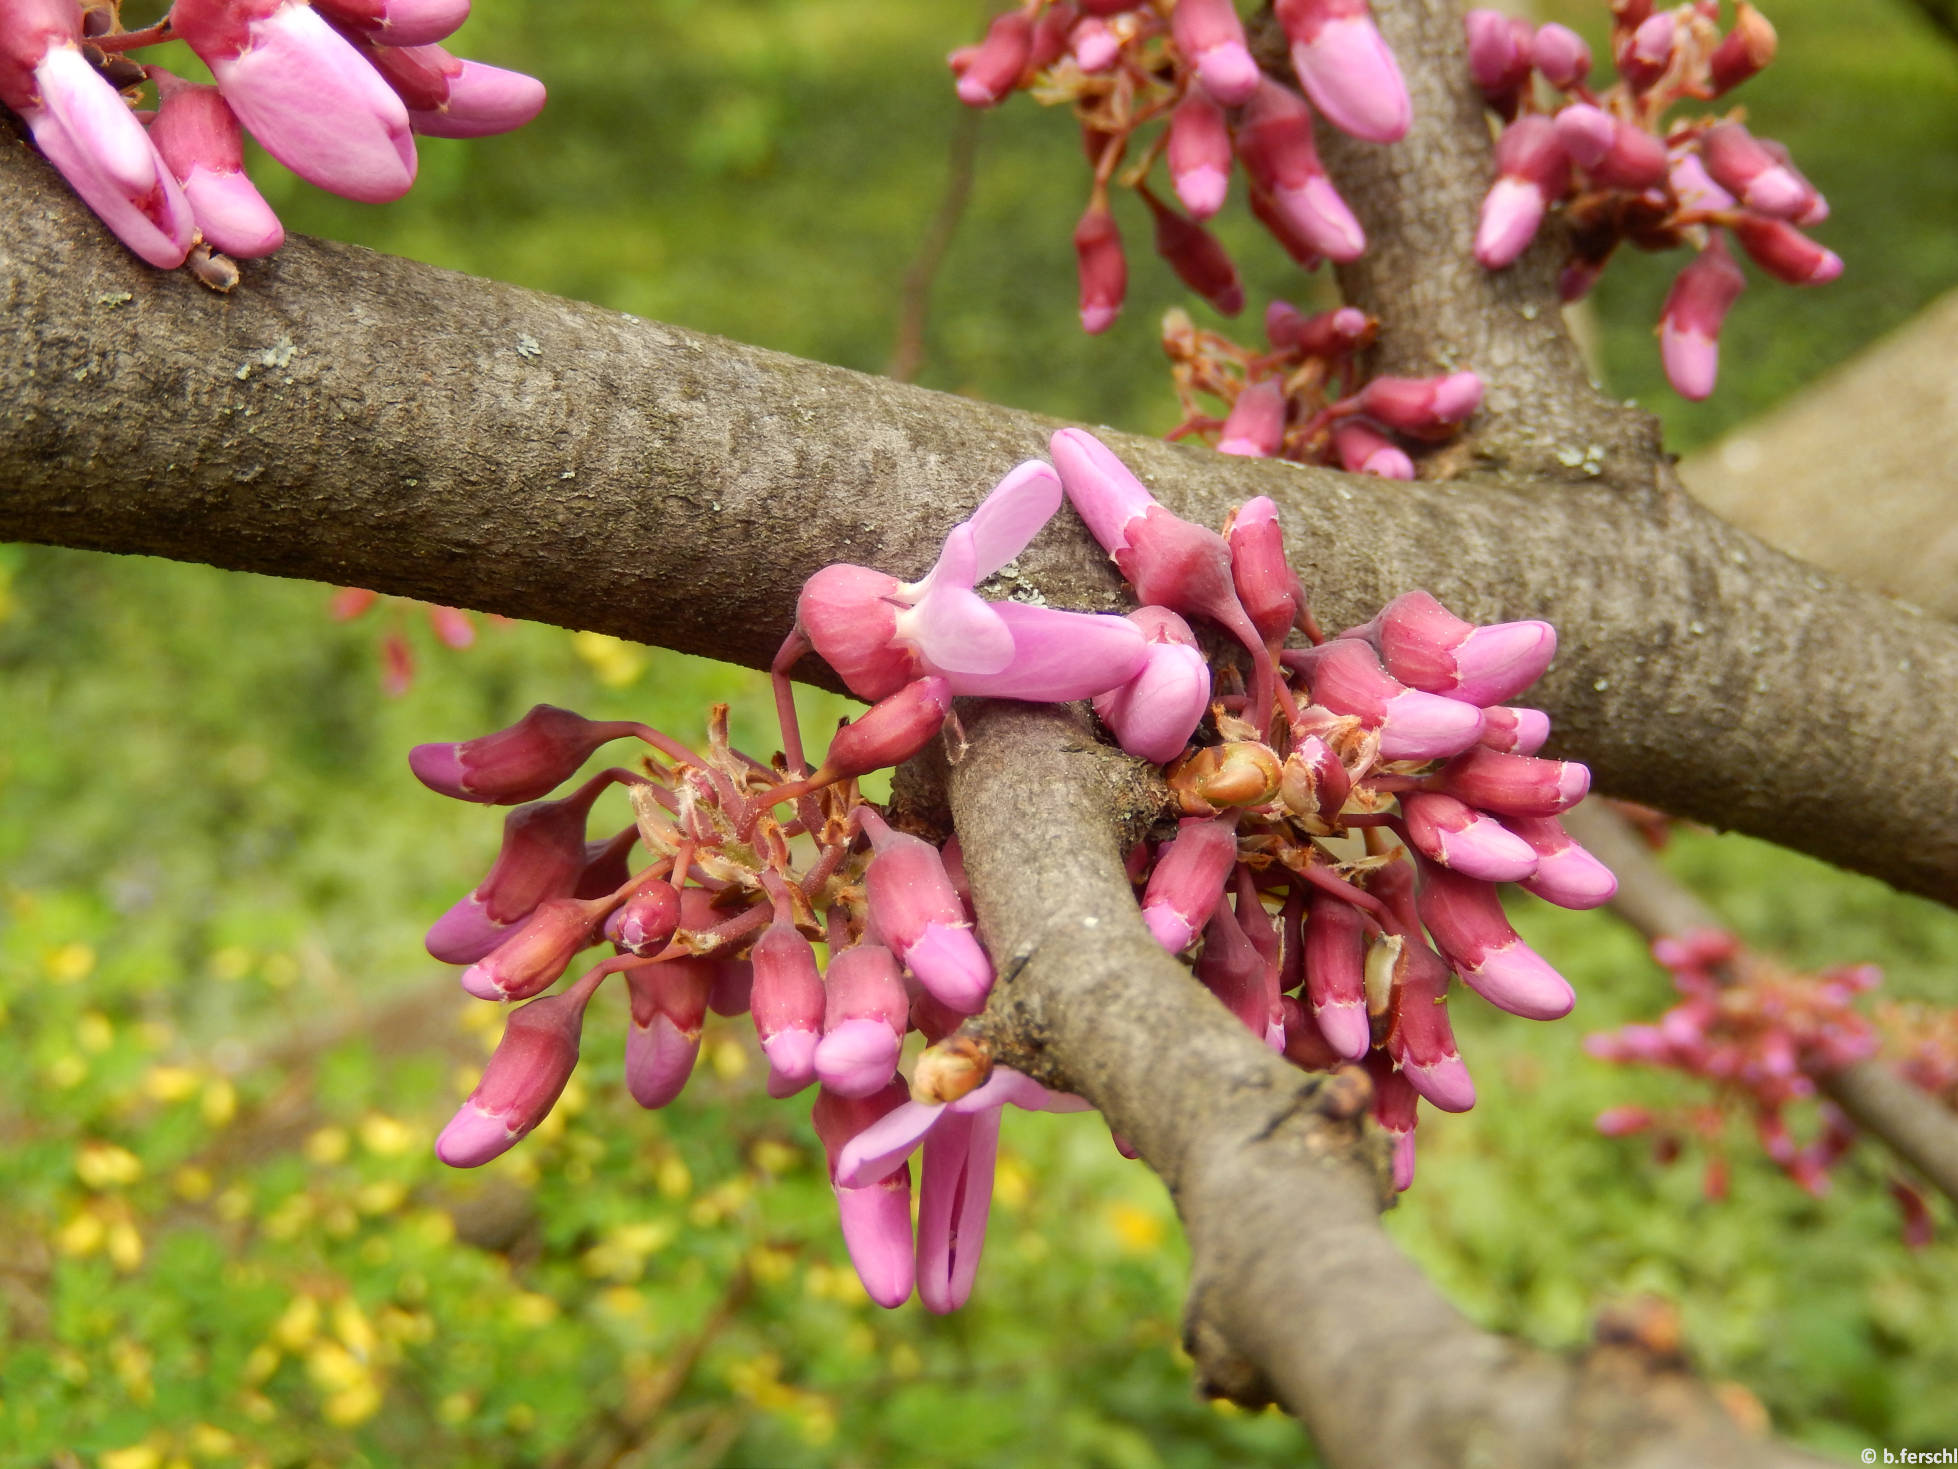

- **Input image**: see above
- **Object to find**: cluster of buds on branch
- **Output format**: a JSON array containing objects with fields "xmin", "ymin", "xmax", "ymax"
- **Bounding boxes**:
[
  {"xmin": 946, "ymin": 0, "xmax": 1409, "ymax": 336},
  {"xmin": 414, "ymin": 431, "xmax": 1616, "ymax": 1309},
  {"xmin": 1587, "ymin": 931, "xmax": 1955, "ymax": 1244},
  {"xmin": 0, "ymin": 0, "xmax": 542, "ymax": 281},
  {"xmin": 1162, "ymin": 301, "xmax": 1483, "ymax": 477},
  {"xmin": 1466, "ymin": 0, "xmax": 1836, "ymax": 400}
]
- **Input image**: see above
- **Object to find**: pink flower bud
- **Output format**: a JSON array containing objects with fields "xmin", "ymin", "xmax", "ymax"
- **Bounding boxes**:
[
  {"xmin": 458, "ymin": 896, "xmax": 600, "ymax": 1001},
  {"xmin": 1284, "ymin": 640, "xmax": 1486, "ymax": 761},
  {"xmin": 752, "ymin": 904, "xmax": 827, "ymax": 1097},
  {"xmin": 1476, "ymin": 115, "xmax": 1567, "ymax": 268},
  {"xmin": 1274, "ymin": 0, "xmax": 1411, "ymax": 143},
  {"xmin": 1617, "ymin": 11, "xmax": 1675, "ymax": 91},
  {"xmin": 1429, "ymin": 745, "xmax": 1589, "ymax": 818},
  {"xmin": 1091, "ymin": 627, "xmax": 1211, "ymax": 764},
  {"xmin": 172, "ymin": 0, "xmax": 418, "ymax": 202},
  {"xmin": 815, "ymin": 944, "xmax": 909, "ymax": 1098},
  {"xmin": 312, "ymin": 0, "xmax": 469, "ymax": 46},
  {"xmin": 815, "ymin": 676, "xmax": 953, "ymax": 782},
  {"xmin": 1279, "ymin": 995, "xmax": 1342, "ymax": 1070},
  {"xmin": 622, "ymin": 955, "xmax": 713, "ymax": 1108},
  {"xmin": 148, "ymin": 75, "xmax": 283, "ymax": 257},
  {"xmin": 1464, "ymin": 9, "xmax": 1534, "ymax": 117},
  {"xmin": 1028, "ymin": 1, "xmax": 1077, "ymax": 71},
  {"xmin": 917, "ymin": 1105, "xmax": 1000, "ymax": 1313},
  {"xmin": 1069, "ymin": 14, "xmax": 1120, "ymax": 70},
  {"xmin": 1401, "ymin": 791, "xmax": 1539, "ymax": 884},
  {"xmin": 1658, "ymin": 235, "xmax": 1746, "ymax": 400},
  {"xmin": 813, "ymin": 1082, "xmax": 916, "ymax": 1308},
  {"xmin": 354, "ymin": 38, "xmax": 545, "ymax": 139},
  {"xmin": 1728, "ymin": 214, "xmax": 1841, "ymax": 285},
  {"xmin": 1339, "ymin": 589, "xmax": 1556, "ymax": 704},
  {"xmin": 1267, "ymin": 302, "xmax": 1372, "ymax": 356},
  {"xmin": 410, "ymin": 704, "xmax": 638, "ymax": 804},
  {"xmin": 1700, "ymin": 122, "xmax": 1813, "ymax": 220},
  {"xmin": 1530, "ymin": 22, "xmax": 1590, "ymax": 89},
  {"xmin": 1365, "ymin": 1052, "xmax": 1419, "ymax": 1190},
  {"xmin": 1351, "ymin": 371, "xmax": 1483, "ymax": 439},
  {"xmin": 1074, "ymin": 199, "xmax": 1126, "ymax": 334},
  {"xmin": 1384, "ymin": 932, "xmax": 1476, "ymax": 1112},
  {"xmin": 862, "ymin": 812, "xmax": 994, "ymax": 1013},
  {"xmin": 1217, "ymin": 381, "xmax": 1286, "ymax": 458},
  {"xmin": 1173, "ymin": 0, "xmax": 1259, "ymax": 107},
  {"xmin": 1235, "ymin": 79, "xmax": 1367, "ymax": 261},
  {"xmin": 1709, "ymin": 1, "xmax": 1775, "ymax": 95},
  {"xmin": 1331, "ymin": 420, "xmax": 1414, "ymax": 478},
  {"xmin": 1502, "ymin": 815, "xmax": 1618, "ymax": 909},
  {"xmin": 1197, "ymin": 900, "xmax": 1275, "ymax": 1041},
  {"xmin": 1167, "ymin": 90, "xmax": 1231, "ymax": 218},
  {"xmin": 1668, "ymin": 151, "xmax": 1735, "ymax": 214},
  {"xmin": 1247, "ymin": 184, "xmax": 1325, "ymax": 269},
  {"xmin": 1476, "ymin": 705, "xmax": 1551, "ymax": 755},
  {"xmin": 956, "ymin": 8, "xmax": 1033, "ymax": 107},
  {"xmin": 1551, "ymin": 102, "xmax": 1666, "ymax": 189},
  {"xmin": 1279, "ymin": 733, "xmax": 1351, "ymax": 831},
  {"xmin": 427, "ymin": 775, "xmax": 613, "ymax": 963},
  {"xmin": 1140, "ymin": 814, "xmax": 1238, "ymax": 953},
  {"xmin": 437, "ymin": 976, "xmax": 595, "ymax": 1166},
  {"xmin": 1414, "ymin": 857, "xmax": 1575, "ymax": 1019},
  {"xmin": 605, "ymin": 879, "xmax": 682, "ymax": 956},
  {"xmin": 1304, "ymin": 885, "xmax": 1371, "ymax": 1058},
  {"xmin": 1226, "ymin": 495, "xmax": 1307, "ymax": 644},
  {"xmin": 1595, "ymin": 1105, "xmax": 1656, "ymax": 1137},
  {"xmin": 1142, "ymin": 186, "xmax": 1244, "ymax": 316}
]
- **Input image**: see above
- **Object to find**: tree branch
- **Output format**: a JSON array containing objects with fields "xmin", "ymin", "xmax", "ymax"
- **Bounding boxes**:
[
  {"xmin": 1562, "ymin": 801, "xmax": 1958, "ymax": 1209},
  {"xmin": 3, "ymin": 136, "xmax": 1957, "ymax": 908},
  {"xmin": 943, "ymin": 701, "xmax": 1830, "ymax": 1469}
]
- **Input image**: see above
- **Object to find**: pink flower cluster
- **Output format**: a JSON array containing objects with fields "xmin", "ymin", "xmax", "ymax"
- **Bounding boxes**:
[
  {"xmin": 0, "ymin": 0, "xmax": 542, "ymax": 274},
  {"xmin": 1584, "ymin": 930, "xmax": 1950, "ymax": 1241},
  {"xmin": 1163, "ymin": 301, "xmax": 1483, "ymax": 478},
  {"xmin": 1465, "ymin": 0, "xmax": 1836, "ymax": 401},
  {"xmin": 945, "ymin": 0, "xmax": 1410, "ymax": 335}
]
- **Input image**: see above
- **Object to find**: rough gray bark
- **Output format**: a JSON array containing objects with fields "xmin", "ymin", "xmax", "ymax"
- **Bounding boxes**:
[
  {"xmin": 4, "ymin": 134, "xmax": 1956, "ymax": 908},
  {"xmin": 943, "ymin": 703, "xmax": 1829, "ymax": 1469}
]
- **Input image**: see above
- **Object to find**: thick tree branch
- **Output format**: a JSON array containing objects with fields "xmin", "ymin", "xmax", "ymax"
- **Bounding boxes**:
[
  {"xmin": 1562, "ymin": 802, "xmax": 1958, "ymax": 1209},
  {"xmin": 944, "ymin": 702, "xmax": 1829, "ymax": 1469},
  {"xmin": 3, "ymin": 136, "xmax": 1957, "ymax": 908}
]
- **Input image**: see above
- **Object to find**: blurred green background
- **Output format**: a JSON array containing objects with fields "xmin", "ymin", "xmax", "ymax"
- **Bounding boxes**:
[{"xmin": 4, "ymin": 1, "xmax": 1958, "ymax": 1464}]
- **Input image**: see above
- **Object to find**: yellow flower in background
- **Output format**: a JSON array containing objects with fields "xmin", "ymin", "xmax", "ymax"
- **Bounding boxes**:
[{"xmin": 572, "ymin": 631, "xmax": 648, "ymax": 687}]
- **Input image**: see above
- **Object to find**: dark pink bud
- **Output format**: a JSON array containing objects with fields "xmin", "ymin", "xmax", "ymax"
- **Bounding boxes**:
[
  {"xmin": 1226, "ymin": 495, "xmax": 1306, "ymax": 644},
  {"xmin": 862, "ymin": 811, "xmax": 993, "ymax": 1014},
  {"xmin": 708, "ymin": 958, "xmax": 753, "ymax": 1017},
  {"xmin": 1279, "ymin": 995, "xmax": 1343, "ymax": 1071},
  {"xmin": 752, "ymin": 906, "xmax": 827, "ymax": 1097},
  {"xmin": 1401, "ymin": 791, "xmax": 1539, "ymax": 884},
  {"xmin": 1476, "ymin": 115, "xmax": 1568, "ymax": 268},
  {"xmin": 1275, "ymin": 0, "xmax": 1411, "ymax": 143},
  {"xmin": 1247, "ymin": 184, "xmax": 1326, "ymax": 269},
  {"xmin": 1340, "ymin": 589, "xmax": 1556, "ymax": 704},
  {"xmin": 1168, "ymin": 90, "xmax": 1232, "ymax": 218},
  {"xmin": 1304, "ymin": 885, "xmax": 1371, "ymax": 1059},
  {"xmin": 147, "ymin": 74, "xmax": 284, "ymax": 258},
  {"xmin": 955, "ymin": 8, "xmax": 1033, "ymax": 107},
  {"xmin": 1595, "ymin": 1105, "xmax": 1656, "ymax": 1137},
  {"xmin": 1530, "ymin": 22, "xmax": 1590, "ymax": 88},
  {"xmin": 1140, "ymin": 814, "xmax": 1238, "ymax": 952},
  {"xmin": 575, "ymin": 828, "xmax": 639, "ymax": 901},
  {"xmin": 1074, "ymin": 200, "xmax": 1126, "ymax": 335},
  {"xmin": 813, "ymin": 1082, "xmax": 916, "ymax": 1308},
  {"xmin": 1383, "ymin": 932, "xmax": 1476, "ymax": 1112},
  {"xmin": 1330, "ymin": 420, "xmax": 1413, "ymax": 478},
  {"xmin": 795, "ymin": 563, "xmax": 915, "ymax": 703},
  {"xmin": 1552, "ymin": 103, "xmax": 1666, "ymax": 190},
  {"xmin": 1070, "ymin": 15, "xmax": 1120, "ymax": 72},
  {"xmin": 1701, "ymin": 122, "xmax": 1813, "ymax": 220},
  {"xmin": 1142, "ymin": 187, "xmax": 1244, "ymax": 316},
  {"xmin": 605, "ymin": 879, "xmax": 682, "ymax": 956},
  {"xmin": 427, "ymin": 776, "xmax": 612, "ymax": 964},
  {"xmin": 1709, "ymin": 1, "xmax": 1775, "ymax": 95},
  {"xmin": 1429, "ymin": 745, "xmax": 1590, "ymax": 817},
  {"xmin": 437, "ymin": 976, "xmax": 594, "ymax": 1166},
  {"xmin": 1216, "ymin": 381, "xmax": 1285, "ymax": 458},
  {"xmin": 815, "ymin": 676, "xmax": 953, "ymax": 782},
  {"xmin": 815, "ymin": 944, "xmax": 909, "ymax": 1098},
  {"xmin": 1267, "ymin": 301, "xmax": 1373, "ymax": 357},
  {"xmin": 1351, "ymin": 372, "xmax": 1483, "ymax": 440},
  {"xmin": 1414, "ymin": 856, "xmax": 1574, "ymax": 1019},
  {"xmin": 1464, "ymin": 9, "xmax": 1534, "ymax": 117},
  {"xmin": 1659, "ymin": 235, "xmax": 1747, "ymax": 400},
  {"xmin": 1235, "ymin": 79, "xmax": 1367, "ymax": 263},
  {"xmin": 1173, "ymin": 0, "xmax": 1259, "ymax": 107},
  {"xmin": 410, "ymin": 704, "xmax": 637, "ymax": 804},
  {"xmin": 1365, "ymin": 1051, "xmax": 1420, "ymax": 1190},
  {"xmin": 1197, "ymin": 900, "xmax": 1276, "ymax": 1043},
  {"xmin": 1616, "ymin": 10, "xmax": 1675, "ymax": 90},
  {"xmin": 1284, "ymin": 640, "xmax": 1486, "ymax": 761},
  {"xmin": 458, "ymin": 896, "xmax": 600, "ymax": 1001},
  {"xmin": 311, "ymin": 0, "xmax": 469, "ymax": 46},
  {"xmin": 1028, "ymin": 1, "xmax": 1077, "ymax": 70},
  {"xmin": 1503, "ymin": 815, "xmax": 1618, "ymax": 909},
  {"xmin": 622, "ymin": 955, "xmax": 713, "ymax": 1108},
  {"xmin": 1476, "ymin": 705, "xmax": 1551, "ymax": 755}
]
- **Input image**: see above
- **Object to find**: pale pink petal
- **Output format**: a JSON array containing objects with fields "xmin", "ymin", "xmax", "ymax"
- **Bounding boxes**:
[
  {"xmin": 966, "ymin": 461, "xmax": 1064, "ymax": 578},
  {"xmin": 408, "ymin": 57, "xmax": 545, "ymax": 139},
  {"xmin": 836, "ymin": 1099, "xmax": 943, "ymax": 1188},
  {"xmin": 181, "ymin": 164, "xmax": 284, "ymax": 256}
]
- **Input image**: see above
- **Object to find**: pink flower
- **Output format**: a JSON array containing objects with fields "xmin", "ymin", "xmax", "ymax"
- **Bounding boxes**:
[
  {"xmin": 954, "ymin": 8, "xmax": 1032, "ymax": 108},
  {"xmin": 860, "ymin": 809, "xmax": 993, "ymax": 1014},
  {"xmin": 1274, "ymin": 0, "xmax": 1411, "ymax": 144},
  {"xmin": 1167, "ymin": 90, "xmax": 1231, "ymax": 218},
  {"xmin": 437, "ymin": 967, "xmax": 601, "ymax": 1166},
  {"xmin": 354, "ymin": 37, "xmax": 545, "ymax": 139},
  {"xmin": 1658, "ymin": 235, "xmax": 1746, "ymax": 401},
  {"xmin": 1091, "ymin": 608, "xmax": 1211, "ymax": 765},
  {"xmin": 1074, "ymin": 198, "xmax": 1126, "ymax": 333},
  {"xmin": 1475, "ymin": 114, "xmax": 1567, "ymax": 268},
  {"xmin": 1234, "ymin": 78, "xmax": 1366, "ymax": 262},
  {"xmin": 1216, "ymin": 380, "xmax": 1285, "ymax": 457},
  {"xmin": 311, "ymin": 0, "xmax": 469, "ymax": 47},
  {"xmin": 1172, "ymin": 0, "xmax": 1259, "ymax": 107},
  {"xmin": 0, "ymin": 0, "xmax": 196, "ymax": 267},
  {"xmin": 172, "ymin": 0, "xmax": 417, "ymax": 203},
  {"xmin": 147, "ymin": 72, "xmax": 284, "ymax": 256},
  {"xmin": 813, "ymin": 1082, "xmax": 917, "ymax": 1308}
]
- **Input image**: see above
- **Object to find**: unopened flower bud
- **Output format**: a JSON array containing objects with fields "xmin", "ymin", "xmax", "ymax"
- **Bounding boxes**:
[
  {"xmin": 1092, "ymin": 614, "xmax": 1211, "ymax": 765},
  {"xmin": 955, "ymin": 8, "xmax": 1033, "ymax": 107},
  {"xmin": 752, "ymin": 898, "xmax": 827, "ymax": 1098},
  {"xmin": 1476, "ymin": 705, "xmax": 1551, "ymax": 756},
  {"xmin": 1340, "ymin": 589, "xmax": 1556, "ymax": 705},
  {"xmin": 1331, "ymin": 420, "xmax": 1414, "ymax": 478},
  {"xmin": 1274, "ymin": 0, "xmax": 1411, "ymax": 144},
  {"xmin": 1168, "ymin": 741, "xmax": 1283, "ymax": 813},
  {"xmin": 1351, "ymin": 372, "xmax": 1483, "ymax": 440},
  {"xmin": 1429, "ymin": 745, "xmax": 1589, "ymax": 817},
  {"xmin": 1503, "ymin": 814, "xmax": 1618, "ymax": 909},
  {"xmin": 1552, "ymin": 102, "xmax": 1666, "ymax": 190},
  {"xmin": 1530, "ymin": 22, "xmax": 1590, "ymax": 89},
  {"xmin": 1616, "ymin": 11, "xmax": 1675, "ymax": 91},
  {"xmin": 1709, "ymin": 1, "xmax": 1775, "ymax": 94},
  {"xmin": 605, "ymin": 879, "xmax": 682, "ymax": 956},
  {"xmin": 1070, "ymin": 15, "xmax": 1120, "ymax": 72},
  {"xmin": 623, "ymin": 955, "xmax": 713, "ymax": 1108},
  {"xmin": 1217, "ymin": 381, "xmax": 1286, "ymax": 457},
  {"xmin": 437, "ymin": 976, "xmax": 595, "ymax": 1166},
  {"xmin": 1700, "ymin": 122, "xmax": 1815, "ymax": 221},
  {"xmin": 1141, "ymin": 186, "xmax": 1244, "ymax": 316},
  {"xmin": 1226, "ymin": 495, "xmax": 1307, "ymax": 646},
  {"xmin": 1279, "ymin": 735, "xmax": 1351, "ymax": 832},
  {"xmin": 1074, "ymin": 199, "xmax": 1126, "ymax": 334},
  {"xmin": 1285, "ymin": 639, "xmax": 1486, "ymax": 761},
  {"xmin": 1167, "ymin": 90, "xmax": 1232, "ymax": 218},
  {"xmin": 862, "ymin": 811, "xmax": 993, "ymax": 1013},
  {"xmin": 1384, "ymin": 931, "xmax": 1476, "ymax": 1112},
  {"xmin": 1401, "ymin": 791, "xmax": 1539, "ymax": 883},
  {"xmin": 1303, "ymin": 885, "xmax": 1372, "ymax": 1058},
  {"xmin": 1659, "ymin": 235, "xmax": 1747, "ymax": 401},
  {"xmin": 815, "ymin": 943, "xmax": 910, "ymax": 1098},
  {"xmin": 1414, "ymin": 856, "xmax": 1575, "ymax": 1019},
  {"xmin": 1464, "ymin": 9, "xmax": 1534, "ymax": 117},
  {"xmin": 1235, "ymin": 79, "xmax": 1367, "ymax": 262},
  {"xmin": 458, "ymin": 896, "xmax": 600, "ymax": 1001},
  {"xmin": 1266, "ymin": 301, "xmax": 1373, "ymax": 356},
  {"xmin": 1476, "ymin": 115, "xmax": 1568, "ymax": 269},
  {"xmin": 1139, "ymin": 813, "xmax": 1238, "ymax": 952},
  {"xmin": 1173, "ymin": 0, "xmax": 1260, "ymax": 106}
]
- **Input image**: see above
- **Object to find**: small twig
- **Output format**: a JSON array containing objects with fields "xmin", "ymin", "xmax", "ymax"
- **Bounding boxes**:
[{"xmin": 887, "ymin": 107, "xmax": 983, "ymax": 384}]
